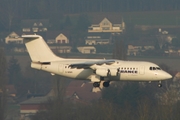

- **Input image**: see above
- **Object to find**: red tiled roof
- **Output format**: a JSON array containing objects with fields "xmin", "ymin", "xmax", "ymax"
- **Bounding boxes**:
[{"xmin": 66, "ymin": 81, "xmax": 101, "ymax": 102}]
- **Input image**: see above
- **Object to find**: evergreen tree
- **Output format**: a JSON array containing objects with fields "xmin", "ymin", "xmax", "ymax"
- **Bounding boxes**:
[
  {"xmin": 7, "ymin": 56, "xmax": 23, "ymax": 96},
  {"xmin": 8, "ymin": 56, "xmax": 21, "ymax": 85},
  {"xmin": 64, "ymin": 15, "xmax": 72, "ymax": 30},
  {"xmin": 76, "ymin": 14, "xmax": 91, "ymax": 31}
]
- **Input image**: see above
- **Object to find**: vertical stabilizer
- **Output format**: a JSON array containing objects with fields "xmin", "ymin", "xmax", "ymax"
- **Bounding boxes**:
[{"xmin": 22, "ymin": 35, "xmax": 62, "ymax": 62}]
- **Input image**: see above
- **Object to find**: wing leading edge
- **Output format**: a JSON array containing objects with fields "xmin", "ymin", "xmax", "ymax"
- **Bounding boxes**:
[{"xmin": 69, "ymin": 60, "xmax": 116, "ymax": 69}]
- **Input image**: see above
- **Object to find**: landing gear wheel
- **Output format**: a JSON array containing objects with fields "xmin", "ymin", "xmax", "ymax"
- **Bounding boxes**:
[
  {"xmin": 158, "ymin": 84, "xmax": 162, "ymax": 88},
  {"xmin": 93, "ymin": 82, "xmax": 100, "ymax": 87},
  {"xmin": 103, "ymin": 81, "xmax": 110, "ymax": 87}
]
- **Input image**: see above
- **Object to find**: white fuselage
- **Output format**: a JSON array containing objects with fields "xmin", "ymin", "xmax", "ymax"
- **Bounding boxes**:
[{"xmin": 31, "ymin": 59, "xmax": 172, "ymax": 82}]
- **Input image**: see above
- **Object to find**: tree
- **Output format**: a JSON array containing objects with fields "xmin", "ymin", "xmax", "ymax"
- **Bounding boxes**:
[
  {"xmin": 0, "ymin": 48, "xmax": 7, "ymax": 120},
  {"xmin": 102, "ymin": 82, "xmax": 157, "ymax": 109},
  {"xmin": 112, "ymin": 35, "xmax": 127, "ymax": 60},
  {"xmin": 23, "ymin": 64, "xmax": 52, "ymax": 95},
  {"xmin": 63, "ymin": 15, "xmax": 73, "ymax": 30},
  {"xmin": 76, "ymin": 14, "xmax": 91, "ymax": 31},
  {"xmin": 171, "ymin": 38, "xmax": 180, "ymax": 48},
  {"xmin": 7, "ymin": 56, "xmax": 24, "ymax": 96},
  {"xmin": 7, "ymin": 56, "xmax": 21, "ymax": 85},
  {"xmin": 137, "ymin": 97, "xmax": 153, "ymax": 120}
]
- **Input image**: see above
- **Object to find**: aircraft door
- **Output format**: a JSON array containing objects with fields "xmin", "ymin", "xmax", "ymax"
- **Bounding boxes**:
[
  {"xmin": 139, "ymin": 66, "xmax": 145, "ymax": 75},
  {"xmin": 59, "ymin": 64, "xmax": 64, "ymax": 73}
]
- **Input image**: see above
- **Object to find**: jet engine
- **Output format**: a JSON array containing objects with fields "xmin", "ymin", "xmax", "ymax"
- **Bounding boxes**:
[
  {"xmin": 95, "ymin": 68, "xmax": 109, "ymax": 77},
  {"xmin": 108, "ymin": 68, "xmax": 120, "ymax": 76},
  {"xmin": 94, "ymin": 68, "xmax": 119, "ymax": 77}
]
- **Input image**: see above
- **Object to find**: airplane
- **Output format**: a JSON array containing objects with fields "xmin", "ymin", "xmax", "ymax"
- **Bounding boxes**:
[{"xmin": 22, "ymin": 35, "xmax": 172, "ymax": 88}]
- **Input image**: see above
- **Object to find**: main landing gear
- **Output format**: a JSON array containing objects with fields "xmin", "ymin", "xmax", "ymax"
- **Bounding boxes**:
[
  {"xmin": 93, "ymin": 81, "xmax": 110, "ymax": 88},
  {"xmin": 158, "ymin": 81, "xmax": 162, "ymax": 88},
  {"xmin": 93, "ymin": 82, "xmax": 100, "ymax": 87}
]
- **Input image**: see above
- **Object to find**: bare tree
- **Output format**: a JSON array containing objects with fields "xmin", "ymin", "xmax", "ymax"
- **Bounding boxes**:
[
  {"xmin": 137, "ymin": 97, "xmax": 152, "ymax": 120},
  {"xmin": 112, "ymin": 35, "xmax": 127, "ymax": 60},
  {"xmin": 0, "ymin": 0, "xmax": 19, "ymax": 31},
  {"xmin": 0, "ymin": 48, "xmax": 7, "ymax": 120}
]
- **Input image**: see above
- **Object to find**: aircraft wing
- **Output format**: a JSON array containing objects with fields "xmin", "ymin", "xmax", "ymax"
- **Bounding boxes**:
[{"xmin": 69, "ymin": 60, "xmax": 116, "ymax": 69}]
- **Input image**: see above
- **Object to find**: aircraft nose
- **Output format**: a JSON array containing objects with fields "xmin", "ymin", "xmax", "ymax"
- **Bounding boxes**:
[{"xmin": 165, "ymin": 73, "xmax": 172, "ymax": 79}]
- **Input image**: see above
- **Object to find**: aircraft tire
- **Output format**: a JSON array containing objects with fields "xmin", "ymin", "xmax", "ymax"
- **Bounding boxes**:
[
  {"xmin": 158, "ymin": 84, "xmax": 162, "ymax": 88},
  {"xmin": 93, "ymin": 82, "xmax": 100, "ymax": 87},
  {"xmin": 103, "ymin": 81, "xmax": 110, "ymax": 87}
]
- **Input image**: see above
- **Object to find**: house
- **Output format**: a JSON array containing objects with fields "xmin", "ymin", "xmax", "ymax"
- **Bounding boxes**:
[
  {"xmin": 77, "ymin": 46, "xmax": 96, "ymax": 54},
  {"xmin": 46, "ymin": 31, "xmax": 70, "ymax": 44},
  {"xmin": 85, "ymin": 33, "xmax": 112, "ymax": 45},
  {"xmin": 127, "ymin": 41, "xmax": 155, "ymax": 56},
  {"xmin": 164, "ymin": 48, "xmax": 180, "ymax": 56},
  {"xmin": 20, "ymin": 96, "xmax": 51, "ymax": 120},
  {"xmin": 65, "ymin": 81, "xmax": 101, "ymax": 103},
  {"xmin": 55, "ymin": 33, "xmax": 69, "ymax": 44},
  {"xmin": 21, "ymin": 19, "xmax": 49, "ymax": 33},
  {"xmin": 87, "ymin": 16, "xmax": 124, "ymax": 45},
  {"xmin": 88, "ymin": 17, "xmax": 125, "ymax": 33},
  {"xmin": 5, "ymin": 32, "xmax": 23, "ymax": 44},
  {"xmin": 46, "ymin": 32, "xmax": 72, "ymax": 53},
  {"xmin": 49, "ymin": 45, "xmax": 72, "ymax": 53},
  {"xmin": 6, "ymin": 85, "xmax": 17, "ymax": 103},
  {"xmin": 6, "ymin": 85, "xmax": 17, "ymax": 97}
]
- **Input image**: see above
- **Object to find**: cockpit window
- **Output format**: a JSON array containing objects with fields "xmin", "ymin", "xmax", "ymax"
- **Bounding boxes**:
[
  {"xmin": 156, "ymin": 67, "xmax": 161, "ymax": 70},
  {"xmin": 149, "ymin": 67, "xmax": 161, "ymax": 70},
  {"xmin": 150, "ymin": 67, "xmax": 152, "ymax": 70}
]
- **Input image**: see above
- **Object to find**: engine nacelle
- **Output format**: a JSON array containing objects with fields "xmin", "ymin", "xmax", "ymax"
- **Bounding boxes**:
[
  {"xmin": 95, "ymin": 68, "xmax": 109, "ymax": 77},
  {"xmin": 95, "ymin": 68, "xmax": 119, "ymax": 77},
  {"xmin": 31, "ymin": 62, "xmax": 41, "ymax": 70},
  {"xmin": 108, "ymin": 68, "xmax": 119, "ymax": 76}
]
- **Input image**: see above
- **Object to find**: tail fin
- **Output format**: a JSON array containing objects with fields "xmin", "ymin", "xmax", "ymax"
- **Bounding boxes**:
[{"xmin": 22, "ymin": 35, "xmax": 63, "ymax": 62}]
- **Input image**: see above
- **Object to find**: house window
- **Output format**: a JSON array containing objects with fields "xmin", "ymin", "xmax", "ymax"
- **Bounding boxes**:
[
  {"xmin": 23, "ymin": 28, "xmax": 30, "ymax": 32},
  {"xmin": 32, "ymin": 28, "xmax": 38, "ymax": 32},
  {"xmin": 90, "ymin": 49, "xmax": 94, "ymax": 53},
  {"xmin": 102, "ymin": 27, "xmax": 110, "ymax": 30},
  {"xmin": 62, "ymin": 40, "xmax": 65, "ymax": 43},
  {"xmin": 57, "ymin": 40, "xmax": 61, "ymax": 43},
  {"xmin": 102, "ymin": 21, "xmax": 110, "ymax": 26},
  {"xmin": 9, "ymin": 35, "xmax": 16, "ymax": 38}
]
